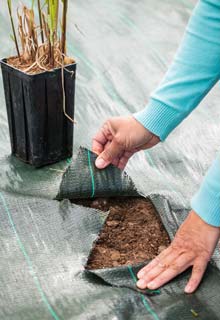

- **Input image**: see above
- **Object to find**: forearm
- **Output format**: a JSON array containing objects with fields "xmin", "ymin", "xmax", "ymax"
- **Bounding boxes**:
[
  {"xmin": 134, "ymin": 0, "xmax": 220, "ymax": 140},
  {"xmin": 191, "ymin": 154, "xmax": 220, "ymax": 227}
]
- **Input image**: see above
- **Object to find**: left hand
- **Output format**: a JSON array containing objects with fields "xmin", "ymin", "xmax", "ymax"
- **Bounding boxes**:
[{"xmin": 136, "ymin": 210, "xmax": 220, "ymax": 293}]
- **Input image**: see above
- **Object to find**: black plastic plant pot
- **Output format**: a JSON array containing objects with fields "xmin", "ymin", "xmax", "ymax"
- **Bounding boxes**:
[{"xmin": 0, "ymin": 58, "xmax": 76, "ymax": 167}]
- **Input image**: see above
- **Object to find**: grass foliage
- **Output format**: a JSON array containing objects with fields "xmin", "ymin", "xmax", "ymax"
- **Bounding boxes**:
[{"xmin": 7, "ymin": 0, "xmax": 71, "ymax": 69}]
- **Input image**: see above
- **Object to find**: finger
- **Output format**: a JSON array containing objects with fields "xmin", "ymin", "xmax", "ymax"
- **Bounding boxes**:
[
  {"xmin": 95, "ymin": 139, "xmax": 124, "ymax": 169},
  {"xmin": 103, "ymin": 142, "xmax": 122, "ymax": 168},
  {"xmin": 137, "ymin": 249, "xmax": 181, "ymax": 289},
  {"xmin": 111, "ymin": 151, "xmax": 134, "ymax": 169},
  {"xmin": 145, "ymin": 253, "xmax": 193, "ymax": 290},
  {"xmin": 184, "ymin": 259, "xmax": 208, "ymax": 294},
  {"xmin": 92, "ymin": 138, "xmax": 104, "ymax": 155},
  {"xmin": 117, "ymin": 151, "xmax": 135, "ymax": 170},
  {"xmin": 111, "ymin": 157, "xmax": 120, "ymax": 167},
  {"xmin": 104, "ymin": 140, "xmax": 124, "ymax": 158},
  {"xmin": 117, "ymin": 158, "xmax": 130, "ymax": 170},
  {"xmin": 92, "ymin": 139, "xmax": 104, "ymax": 156},
  {"xmin": 92, "ymin": 125, "xmax": 112, "ymax": 155},
  {"xmin": 137, "ymin": 247, "xmax": 172, "ymax": 279}
]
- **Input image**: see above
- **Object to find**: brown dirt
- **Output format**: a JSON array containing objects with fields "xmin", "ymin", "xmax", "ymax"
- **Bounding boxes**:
[
  {"xmin": 6, "ymin": 55, "xmax": 75, "ymax": 75},
  {"xmin": 7, "ymin": 56, "xmax": 43, "ymax": 74},
  {"xmin": 74, "ymin": 197, "xmax": 170, "ymax": 269}
]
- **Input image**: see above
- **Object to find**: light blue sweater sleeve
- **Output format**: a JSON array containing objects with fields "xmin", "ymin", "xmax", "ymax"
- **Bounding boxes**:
[
  {"xmin": 133, "ymin": 0, "xmax": 220, "ymax": 226},
  {"xmin": 191, "ymin": 155, "xmax": 220, "ymax": 227}
]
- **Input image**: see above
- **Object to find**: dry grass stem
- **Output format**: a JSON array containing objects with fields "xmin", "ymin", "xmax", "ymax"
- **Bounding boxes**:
[{"xmin": 7, "ymin": 1, "xmax": 74, "ymax": 74}]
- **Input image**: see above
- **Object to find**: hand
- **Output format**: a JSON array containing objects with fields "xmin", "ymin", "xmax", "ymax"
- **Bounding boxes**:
[
  {"xmin": 92, "ymin": 116, "xmax": 160, "ymax": 169},
  {"xmin": 136, "ymin": 210, "xmax": 220, "ymax": 293}
]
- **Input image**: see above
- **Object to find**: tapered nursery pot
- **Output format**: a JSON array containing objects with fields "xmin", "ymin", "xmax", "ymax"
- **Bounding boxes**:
[{"xmin": 0, "ymin": 59, "xmax": 76, "ymax": 167}]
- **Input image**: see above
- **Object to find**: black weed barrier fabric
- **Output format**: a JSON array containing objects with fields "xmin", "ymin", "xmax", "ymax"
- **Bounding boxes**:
[
  {"xmin": 57, "ymin": 147, "xmax": 139, "ymax": 200},
  {"xmin": 1, "ymin": 0, "xmax": 220, "ymax": 319},
  {"xmin": 2, "ymin": 147, "xmax": 220, "ymax": 319},
  {"xmin": 56, "ymin": 147, "xmax": 220, "ymax": 320}
]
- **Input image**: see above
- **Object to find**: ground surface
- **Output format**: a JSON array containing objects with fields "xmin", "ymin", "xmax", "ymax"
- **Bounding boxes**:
[{"xmin": 74, "ymin": 197, "xmax": 170, "ymax": 269}]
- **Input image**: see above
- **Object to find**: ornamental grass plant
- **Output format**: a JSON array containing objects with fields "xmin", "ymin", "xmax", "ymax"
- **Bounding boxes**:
[{"xmin": 7, "ymin": 0, "xmax": 74, "ymax": 74}]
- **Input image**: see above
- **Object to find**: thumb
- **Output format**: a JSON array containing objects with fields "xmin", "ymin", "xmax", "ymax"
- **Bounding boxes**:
[{"xmin": 95, "ymin": 139, "xmax": 123, "ymax": 169}]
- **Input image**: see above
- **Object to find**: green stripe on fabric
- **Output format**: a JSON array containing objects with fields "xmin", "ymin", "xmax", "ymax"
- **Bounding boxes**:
[
  {"xmin": 66, "ymin": 157, "xmax": 72, "ymax": 164},
  {"xmin": 87, "ymin": 150, "xmax": 95, "ymax": 198},
  {"xmin": 128, "ymin": 266, "xmax": 160, "ymax": 296},
  {"xmin": 0, "ymin": 192, "xmax": 61, "ymax": 320},
  {"xmin": 128, "ymin": 266, "xmax": 160, "ymax": 320}
]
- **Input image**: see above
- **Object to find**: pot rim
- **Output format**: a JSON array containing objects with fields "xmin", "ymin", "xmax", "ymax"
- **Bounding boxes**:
[{"xmin": 0, "ymin": 57, "xmax": 77, "ymax": 78}]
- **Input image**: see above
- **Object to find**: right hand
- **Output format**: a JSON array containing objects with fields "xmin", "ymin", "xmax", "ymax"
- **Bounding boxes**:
[{"xmin": 92, "ymin": 116, "xmax": 160, "ymax": 170}]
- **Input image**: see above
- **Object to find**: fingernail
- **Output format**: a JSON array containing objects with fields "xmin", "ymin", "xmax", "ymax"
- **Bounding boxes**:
[
  {"xmin": 184, "ymin": 284, "xmax": 193, "ymax": 294},
  {"xmin": 147, "ymin": 281, "xmax": 156, "ymax": 289},
  {"xmin": 137, "ymin": 271, "xmax": 144, "ymax": 279},
  {"xmin": 136, "ymin": 279, "xmax": 146, "ymax": 289},
  {"xmin": 95, "ymin": 158, "xmax": 106, "ymax": 169}
]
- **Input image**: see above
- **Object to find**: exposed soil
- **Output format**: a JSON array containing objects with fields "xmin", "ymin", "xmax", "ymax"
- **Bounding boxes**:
[{"xmin": 74, "ymin": 197, "xmax": 170, "ymax": 269}]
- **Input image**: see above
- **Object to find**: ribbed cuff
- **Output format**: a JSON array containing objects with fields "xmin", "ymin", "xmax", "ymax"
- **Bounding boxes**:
[
  {"xmin": 191, "ymin": 157, "xmax": 220, "ymax": 227},
  {"xmin": 133, "ymin": 99, "xmax": 184, "ymax": 141}
]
